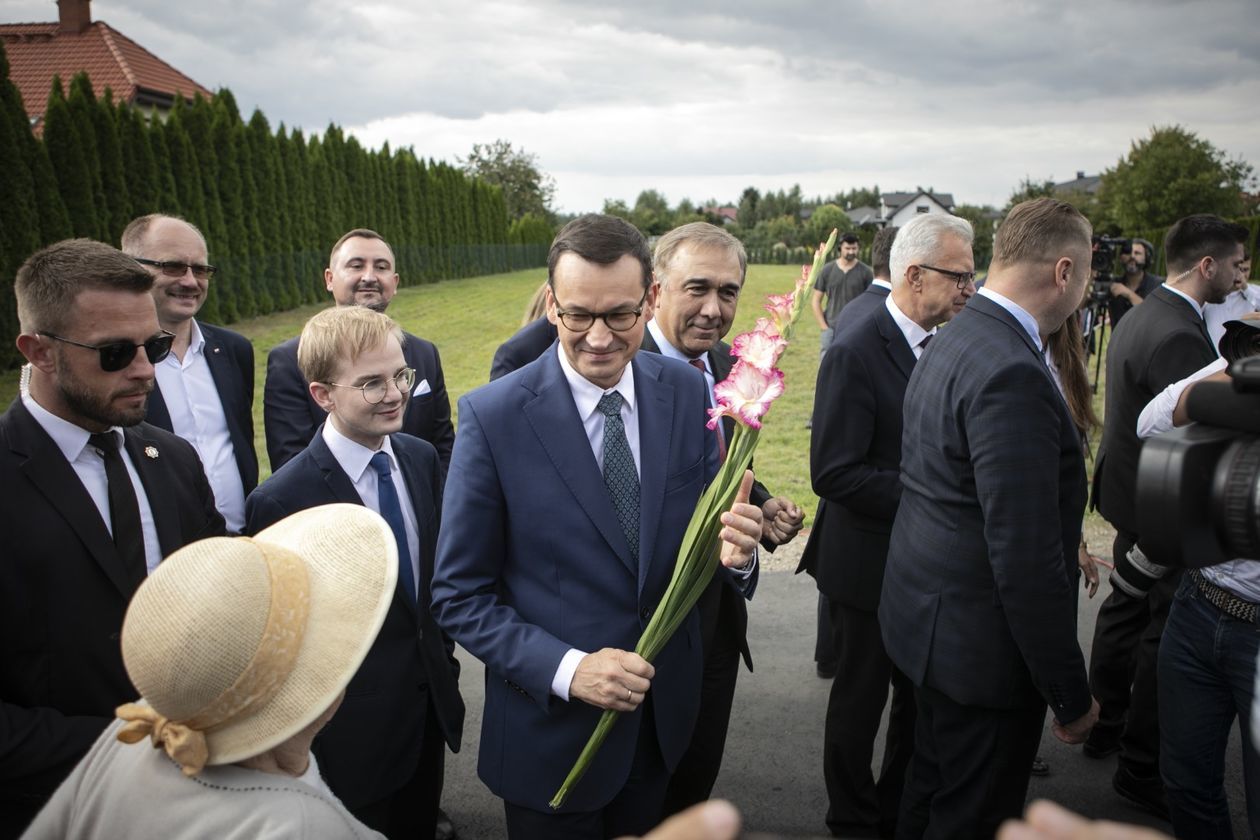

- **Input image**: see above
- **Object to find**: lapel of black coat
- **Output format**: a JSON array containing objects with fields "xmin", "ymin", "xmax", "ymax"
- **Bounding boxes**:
[
  {"xmin": 144, "ymin": 381, "xmax": 173, "ymax": 431},
  {"xmin": 6, "ymin": 399, "xmax": 135, "ymax": 598},
  {"xmin": 707, "ymin": 342, "xmax": 737, "ymax": 444},
  {"xmin": 307, "ymin": 427, "xmax": 371, "ymax": 505},
  {"xmin": 122, "ymin": 424, "xmax": 182, "ymax": 559},
  {"xmin": 200, "ymin": 322, "xmax": 241, "ymax": 425},
  {"xmin": 873, "ymin": 305, "xmax": 916, "ymax": 381},
  {"xmin": 1152, "ymin": 285, "xmax": 1214, "ymax": 349},
  {"xmin": 392, "ymin": 436, "xmax": 436, "ymax": 621},
  {"xmin": 521, "ymin": 351, "xmax": 640, "ymax": 581}
]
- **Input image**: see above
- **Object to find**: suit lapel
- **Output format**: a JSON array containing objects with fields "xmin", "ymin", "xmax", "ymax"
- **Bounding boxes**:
[
  {"xmin": 307, "ymin": 428, "xmax": 368, "ymax": 505},
  {"xmin": 633, "ymin": 355, "xmax": 672, "ymax": 594},
  {"xmin": 874, "ymin": 307, "xmax": 916, "ymax": 380},
  {"xmin": 522, "ymin": 353, "xmax": 637, "ymax": 578},
  {"xmin": 144, "ymin": 383, "xmax": 172, "ymax": 431},
  {"xmin": 1155, "ymin": 287, "xmax": 1215, "ymax": 350},
  {"xmin": 200, "ymin": 323, "xmax": 240, "ymax": 422},
  {"xmin": 7, "ymin": 400, "xmax": 134, "ymax": 597},
  {"xmin": 123, "ymin": 425, "xmax": 181, "ymax": 558},
  {"xmin": 393, "ymin": 439, "xmax": 435, "ymax": 621}
]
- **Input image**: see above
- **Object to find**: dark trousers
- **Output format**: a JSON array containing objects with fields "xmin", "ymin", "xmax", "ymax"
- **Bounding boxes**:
[
  {"xmin": 816, "ymin": 593, "xmax": 837, "ymax": 665},
  {"xmin": 824, "ymin": 601, "xmax": 915, "ymax": 839},
  {"xmin": 1089, "ymin": 531, "xmax": 1180, "ymax": 774},
  {"xmin": 350, "ymin": 696, "xmax": 445, "ymax": 840},
  {"xmin": 896, "ymin": 685, "xmax": 1044, "ymax": 840},
  {"xmin": 505, "ymin": 698, "xmax": 669, "ymax": 840},
  {"xmin": 661, "ymin": 619, "xmax": 741, "ymax": 815}
]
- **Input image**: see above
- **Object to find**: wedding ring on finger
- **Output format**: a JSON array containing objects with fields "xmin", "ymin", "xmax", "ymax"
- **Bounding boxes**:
[{"xmin": 626, "ymin": 688, "xmax": 633, "ymax": 702}]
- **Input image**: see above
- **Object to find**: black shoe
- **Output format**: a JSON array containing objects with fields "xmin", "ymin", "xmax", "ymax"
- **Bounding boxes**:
[
  {"xmin": 1112, "ymin": 766, "xmax": 1169, "ymax": 820},
  {"xmin": 436, "ymin": 808, "xmax": 458, "ymax": 840},
  {"xmin": 1030, "ymin": 755, "xmax": 1050, "ymax": 776},
  {"xmin": 1083, "ymin": 724, "xmax": 1122, "ymax": 759},
  {"xmin": 816, "ymin": 660, "xmax": 837, "ymax": 679}
]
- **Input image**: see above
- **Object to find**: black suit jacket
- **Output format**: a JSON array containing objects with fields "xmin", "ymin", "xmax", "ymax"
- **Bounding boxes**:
[
  {"xmin": 638, "ymin": 329, "xmax": 769, "ymax": 673},
  {"xmin": 0, "ymin": 399, "xmax": 225, "ymax": 835},
  {"xmin": 489, "ymin": 316, "xmax": 558, "ymax": 381},
  {"xmin": 828, "ymin": 282, "xmax": 890, "ymax": 341},
  {"xmin": 244, "ymin": 430, "xmax": 464, "ymax": 809},
  {"xmin": 879, "ymin": 294, "xmax": 1090, "ymax": 722},
  {"xmin": 144, "ymin": 321, "xmax": 258, "ymax": 495},
  {"xmin": 1095, "ymin": 285, "xmax": 1216, "ymax": 535},
  {"xmin": 799, "ymin": 302, "xmax": 914, "ymax": 610},
  {"xmin": 263, "ymin": 329, "xmax": 455, "ymax": 476}
]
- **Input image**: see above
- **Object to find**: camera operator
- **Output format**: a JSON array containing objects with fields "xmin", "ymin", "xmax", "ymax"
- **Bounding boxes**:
[
  {"xmin": 1089, "ymin": 215, "xmax": 1248, "ymax": 816},
  {"xmin": 1108, "ymin": 238, "xmax": 1161, "ymax": 328},
  {"xmin": 1133, "ymin": 334, "xmax": 1260, "ymax": 838}
]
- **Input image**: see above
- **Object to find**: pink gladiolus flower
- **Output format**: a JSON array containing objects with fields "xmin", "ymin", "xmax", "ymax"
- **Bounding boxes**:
[
  {"xmin": 712, "ymin": 361, "xmax": 785, "ymax": 429},
  {"xmin": 752, "ymin": 317, "xmax": 781, "ymax": 338},
  {"xmin": 706, "ymin": 403, "xmax": 735, "ymax": 431},
  {"xmin": 732, "ymin": 328, "xmax": 787, "ymax": 372},
  {"xmin": 764, "ymin": 293, "xmax": 795, "ymax": 331}
]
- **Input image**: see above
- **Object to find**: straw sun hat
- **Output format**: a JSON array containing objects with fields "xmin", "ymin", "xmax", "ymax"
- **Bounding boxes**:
[{"xmin": 114, "ymin": 504, "xmax": 398, "ymax": 775}]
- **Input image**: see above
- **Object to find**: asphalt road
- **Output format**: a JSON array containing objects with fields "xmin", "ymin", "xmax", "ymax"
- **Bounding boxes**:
[{"xmin": 439, "ymin": 533, "xmax": 1251, "ymax": 838}]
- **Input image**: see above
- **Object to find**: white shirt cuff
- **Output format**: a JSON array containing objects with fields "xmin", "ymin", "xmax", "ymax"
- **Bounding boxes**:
[
  {"xmin": 729, "ymin": 546, "xmax": 758, "ymax": 580},
  {"xmin": 551, "ymin": 648, "xmax": 587, "ymax": 701}
]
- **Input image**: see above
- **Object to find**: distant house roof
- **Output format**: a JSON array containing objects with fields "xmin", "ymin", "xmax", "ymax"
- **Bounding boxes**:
[
  {"xmin": 1054, "ymin": 171, "xmax": 1103, "ymax": 195},
  {"xmin": 846, "ymin": 205, "xmax": 880, "ymax": 226},
  {"xmin": 1, "ymin": 0, "xmax": 211, "ymax": 129},
  {"xmin": 704, "ymin": 205, "xmax": 739, "ymax": 223},
  {"xmin": 881, "ymin": 191, "xmax": 955, "ymax": 213}
]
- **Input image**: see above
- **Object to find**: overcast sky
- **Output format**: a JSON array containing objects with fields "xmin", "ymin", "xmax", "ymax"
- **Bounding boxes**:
[{"xmin": 5, "ymin": 0, "xmax": 1259, "ymax": 213}]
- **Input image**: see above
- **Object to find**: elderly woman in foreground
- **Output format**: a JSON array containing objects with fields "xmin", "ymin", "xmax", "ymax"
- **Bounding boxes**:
[{"xmin": 22, "ymin": 504, "xmax": 397, "ymax": 840}]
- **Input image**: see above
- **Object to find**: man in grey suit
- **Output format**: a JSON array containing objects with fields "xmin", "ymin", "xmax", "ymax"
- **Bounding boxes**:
[{"xmin": 880, "ymin": 198, "xmax": 1099, "ymax": 838}]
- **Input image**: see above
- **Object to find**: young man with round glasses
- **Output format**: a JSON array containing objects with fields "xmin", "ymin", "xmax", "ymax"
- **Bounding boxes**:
[
  {"xmin": 1, "ymin": 238, "xmax": 226, "ymax": 836},
  {"xmin": 245, "ymin": 305, "xmax": 463, "ymax": 840},
  {"xmin": 122, "ymin": 214, "xmax": 257, "ymax": 534}
]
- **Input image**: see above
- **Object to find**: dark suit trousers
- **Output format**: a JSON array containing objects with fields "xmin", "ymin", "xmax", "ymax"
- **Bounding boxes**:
[
  {"xmin": 816, "ymin": 593, "xmax": 837, "ymax": 666},
  {"xmin": 825, "ymin": 602, "xmax": 915, "ymax": 839},
  {"xmin": 661, "ymin": 614, "xmax": 741, "ymax": 815},
  {"xmin": 504, "ymin": 696, "xmax": 668, "ymax": 840},
  {"xmin": 896, "ymin": 686, "xmax": 1044, "ymax": 840},
  {"xmin": 350, "ymin": 690, "xmax": 445, "ymax": 840},
  {"xmin": 1089, "ymin": 531, "xmax": 1180, "ymax": 773}
]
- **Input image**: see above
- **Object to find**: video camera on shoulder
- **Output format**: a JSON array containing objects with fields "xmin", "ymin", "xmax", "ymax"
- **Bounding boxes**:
[
  {"xmin": 1136, "ymin": 323, "xmax": 1260, "ymax": 569},
  {"xmin": 1089, "ymin": 235, "xmax": 1131, "ymax": 302}
]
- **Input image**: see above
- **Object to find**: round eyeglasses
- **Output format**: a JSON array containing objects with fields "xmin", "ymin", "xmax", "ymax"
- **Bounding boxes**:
[
  {"xmin": 553, "ymin": 289, "xmax": 648, "ymax": 332},
  {"xmin": 326, "ymin": 367, "xmax": 416, "ymax": 404}
]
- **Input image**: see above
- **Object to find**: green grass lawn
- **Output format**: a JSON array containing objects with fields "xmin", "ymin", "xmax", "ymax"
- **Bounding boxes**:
[{"xmin": 0, "ymin": 264, "xmax": 824, "ymax": 522}]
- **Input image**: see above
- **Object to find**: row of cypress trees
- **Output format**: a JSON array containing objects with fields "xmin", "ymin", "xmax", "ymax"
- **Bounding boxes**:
[{"xmin": 0, "ymin": 41, "xmax": 551, "ymax": 369}]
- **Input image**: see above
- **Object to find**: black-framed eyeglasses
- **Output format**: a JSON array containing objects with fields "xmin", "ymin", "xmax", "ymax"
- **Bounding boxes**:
[
  {"xmin": 134, "ymin": 257, "xmax": 217, "ymax": 280},
  {"xmin": 327, "ymin": 367, "xmax": 416, "ymax": 405},
  {"xmin": 553, "ymin": 289, "xmax": 648, "ymax": 332},
  {"xmin": 39, "ymin": 330, "xmax": 176, "ymax": 372},
  {"xmin": 917, "ymin": 264, "xmax": 977, "ymax": 289}
]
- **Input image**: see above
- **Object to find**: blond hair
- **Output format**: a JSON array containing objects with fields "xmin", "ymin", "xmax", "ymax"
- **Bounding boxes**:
[
  {"xmin": 993, "ymin": 198, "xmax": 1092, "ymax": 268},
  {"xmin": 297, "ymin": 306, "xmax": 404, "ymax": 385}
]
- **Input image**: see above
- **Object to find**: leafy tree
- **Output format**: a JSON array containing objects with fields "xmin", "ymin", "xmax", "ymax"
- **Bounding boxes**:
[
  {"xmin": 953, "ymin": 204, "xmax": 997, "ymax": 268},
  {"xmin": 1004, "ymin": 176, "xmax": 1055, "ymax": 213},
  {"xmin": 43, "ymin": 77, "xmax": 101, "ymax": 238},
  {"xmin": 806, "ymin": 203, "xmax": 850, "ymax": 247},
  {"xmin": 92, "ymin": 90, "xmax": 131, "ymax": 242},
  {"xmin": 736, "ymin": 187, "xmax": 760, "ymax": 227},
  {"xmin": 1098, "ymin": 125, "xmax": 1255, "ymax": 231},
  {"xmin": 631, "ymin": 189, "xmax": 672, "ymax": 235},
  {"xmin": 461, "ymin": 139, "xmax": 556, "ymax": 221}
]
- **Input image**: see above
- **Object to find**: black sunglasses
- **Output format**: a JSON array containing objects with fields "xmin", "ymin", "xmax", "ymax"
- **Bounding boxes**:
[
  {"xmin": 134, "ymin": 258, "xmax": 217, "ymax": 280},
  {"xmin": 40, "ymin": 330, "xmax": 176, "ymax": 372}
]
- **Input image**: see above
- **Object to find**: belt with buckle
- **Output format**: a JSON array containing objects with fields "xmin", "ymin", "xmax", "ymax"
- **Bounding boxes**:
[{"xmin": 1190, "ymin": 569, "xmax": 1259, "ymax": 624}]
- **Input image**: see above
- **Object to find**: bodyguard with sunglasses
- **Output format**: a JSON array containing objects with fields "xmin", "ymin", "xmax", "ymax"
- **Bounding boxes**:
[
  {"xmin": 122, "ymin": 214, "xmax": 257, "ymax": 533},
  {"xmin": 246, "ymin": 306, "xmax": 463, "ymax": 840},
  {"xmin": 1, "ymin": 239, "xmax": 225, "ymax": 838}
]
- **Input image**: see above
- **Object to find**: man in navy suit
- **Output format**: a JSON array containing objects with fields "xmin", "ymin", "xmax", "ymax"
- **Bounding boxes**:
[
  {"xmin": 246, "ymin": 305, "xmax": 463, "ymax": 840},
  {"xmin": 641, "ymin": 222, "xmax": 804, "ymax": 816},
  {"xmin": 2, "ymin": 239, "xmax": 225, "ymax": 837},
  {"xmin": 264, "ymin": 228, "xmax": 454, "ymax": 475},
  {"xmin": 122, "ymin": 214, "xmax": 256, "ymax": 533},
  {"xmin": 490, "ymin": 315, "xmax": 558, "ymax": 381},
  {"xmin": 880, "ymin": 199, "xmax": 1100, "ymax": 838},
  {"xmin": 431, "ymin": 215, "xmax": 764, "ymax": 839},
  {"xmin": 802, "ymin": 213, "xmax": 974, "ymax": 838}
]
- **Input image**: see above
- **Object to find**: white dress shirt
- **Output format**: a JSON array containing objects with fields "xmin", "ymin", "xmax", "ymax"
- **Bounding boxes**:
[
  {"xmin": 1204, "ymin": 283, "xmax": 1260, "ymax": 348},
  {"xmin": 154, "ymin": 321, "xmax": 246, "ymax": 532},
  {"xmin": 645, "ymin": 319, "xmax": 727, "ymax": 447},
  {"xmin": 884, "ymin": 295, "xmax": 936, "ymax": 359},
  {"xmin": 870, "ymin": 278, "xmax": 893, "ymax": 291},
  {"xmin": 22, "ymin": 393, "xmax": 163, "ymax": 573},
  {"xmin": 320, "ymin": 421, "xmax": 421, "ymax": 600}
]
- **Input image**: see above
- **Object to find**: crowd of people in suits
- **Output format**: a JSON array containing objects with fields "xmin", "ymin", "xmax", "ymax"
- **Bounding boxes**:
[{"xmin": 1, "ymin": 199, "xmax": 1255, "ymax": 840}]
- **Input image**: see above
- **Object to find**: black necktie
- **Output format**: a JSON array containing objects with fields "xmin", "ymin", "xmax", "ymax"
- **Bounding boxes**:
[
  {"xmin": 88, "ymin": 433, "xmax": 146, "ymax": 585},
  {"xmin": 596, "ymin": 392, "xmax": 639, "ymax": 564}
]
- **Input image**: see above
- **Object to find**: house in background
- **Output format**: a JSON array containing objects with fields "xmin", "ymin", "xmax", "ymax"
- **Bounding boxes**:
[
  {"xmin": 1, "ymin": 0, "xmax": 210, "ymax": 132},
  {"xmin": 1053, "ymin": 170, "xmax": 1103, "ymax": 198},
  {"xmin": 842, "ymin": 189, "xmax": 957, "ymax": 228}
]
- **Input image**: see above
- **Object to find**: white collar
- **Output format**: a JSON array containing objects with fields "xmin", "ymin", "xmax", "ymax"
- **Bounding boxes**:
[
  {"xmin": 871, "ymin": 278, "xmax": 893, "ymax": 290},
  {"xmin": 884, "ymin": 295, "xmax": 935, "ymax": 349},
  {"xmin": 556, "ymin": 344, "xmax": 636, "ymax": 422},
  {"xmin": 977, "ymin": 287, "xmax": 1043, "ymax": 352},
  {"xmin": 646, "ymin": 319, "xmax": 706, "ymax": 371},
  {"xmin": 321, "ymin": 419, "xmax": 396, "ymax": 483},
  {"xmin": 21, "ymin": 391, "xmax": 119, "ymax": 463}
]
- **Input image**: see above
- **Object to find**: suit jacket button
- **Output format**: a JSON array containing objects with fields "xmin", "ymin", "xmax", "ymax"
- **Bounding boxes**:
[
  {"xmin": 108, "ymin": 632, "xmax": 120, "ymax": 641},
  {"xmin": 640, "ymin": 607, "xmax": 652, "ymax": 620},
  {"xmin": 416, "ymin": 628, "xmax": 424, "ymax": 640}
]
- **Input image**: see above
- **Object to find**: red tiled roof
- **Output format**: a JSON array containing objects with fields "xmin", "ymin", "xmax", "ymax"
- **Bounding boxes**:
[{"xmin": 1, "ymin": 19, "xmax": 211, "ymax": 120}]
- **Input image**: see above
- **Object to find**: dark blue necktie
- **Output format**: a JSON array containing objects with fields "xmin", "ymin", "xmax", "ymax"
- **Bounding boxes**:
[
  {"xmin": 370, "ymin": 451, "xmax": 416, "ymax": 604},
  {"xmin": 596, "ymin": 392, "xmax": 639, "ymax": 564}
]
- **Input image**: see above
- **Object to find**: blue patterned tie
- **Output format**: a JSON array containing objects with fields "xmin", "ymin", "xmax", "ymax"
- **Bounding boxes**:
[
  {"xmin": 370, "ymin": 451, "xmax": 416, "ymax": 604},
  {"xmin": 597, "ymin": 392, "xmax": 639, "ymax": 564}
]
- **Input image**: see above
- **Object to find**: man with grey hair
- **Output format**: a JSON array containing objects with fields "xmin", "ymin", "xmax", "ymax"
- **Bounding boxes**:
[
  {"xmin": 641, "ymin": 221, "xmax": 804, "ymax": 814},
  {"xmin": 121, "ymin": 214, "xmax": 256, "ymax": 533},
  {"xmin": 800, "ymin": 212, "xmax": 973, "ymax": 838}
]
